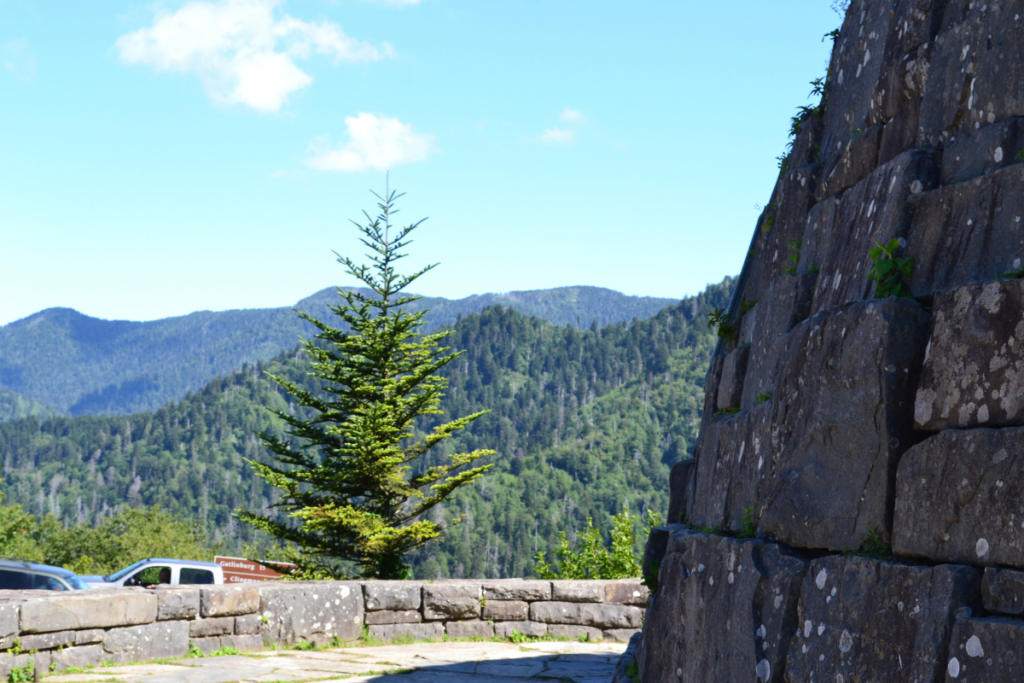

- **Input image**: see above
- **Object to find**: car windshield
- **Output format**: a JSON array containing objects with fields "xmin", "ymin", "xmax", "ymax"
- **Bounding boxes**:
[
  {"xmin": 105, "ymin": 560, "xmax": 148, "ymax": 582},
  {"xmin": 65, "ymin": 575, "xmax": 90, "ymax": 590}
]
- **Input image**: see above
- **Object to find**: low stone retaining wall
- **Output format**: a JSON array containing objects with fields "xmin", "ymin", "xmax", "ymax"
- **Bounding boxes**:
[{"xmin": 0, "ymin": 578, "xmax": 647, "ymax": 676}]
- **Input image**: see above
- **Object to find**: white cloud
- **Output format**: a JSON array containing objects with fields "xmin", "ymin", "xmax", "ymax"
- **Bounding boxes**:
[
  {"xmin": 560, "ymin": 108, "xmax": 585, "ymax": 124},
  {"xmin": 541, "ymin": 127, "xmax": 576, "ymax": 145},
  {"xmin": 305, "ymin": 113, "xmax": 435, "ymax": 172},
  {"xmin": 2, "ymin": 39, "xmax": 36, "ymax": 82},
  {"xmin": 116, "ymin": 0, "xmax": 391, "ymax": 112}
]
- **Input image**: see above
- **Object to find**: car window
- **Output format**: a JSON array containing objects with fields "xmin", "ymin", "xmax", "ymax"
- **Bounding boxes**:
[
  {"xmin": 125, "ymin": 565, "xmax": 171, "ymax": 587},
  {"xmin": 32, "ymin": 574, "xmax": 66, "ymax": 591},
  {"xmin": 180, "ymin": 568, "xmax": 215, "ymax": 585},
  {"xmin": 0, "ymin": 569, "xmax": 31, "ymax": 590},
  {"xmin": 66, "ymin": 576, "xmax": 90, "ymax": 590},
  {"xmin": 107, "ymin": 559, "xmax": 148, "ymax": 582}
]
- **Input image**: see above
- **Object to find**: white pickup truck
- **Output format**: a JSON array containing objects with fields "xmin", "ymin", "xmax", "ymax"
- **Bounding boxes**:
[{"xmin": 80, "ymin": 558, "xmax": 224, "ymax": 589}]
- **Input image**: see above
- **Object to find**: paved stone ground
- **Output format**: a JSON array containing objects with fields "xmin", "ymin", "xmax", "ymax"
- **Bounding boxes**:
[{"xmin": 44, "ymin": 641, "xmax": 629, "ymax": 683}]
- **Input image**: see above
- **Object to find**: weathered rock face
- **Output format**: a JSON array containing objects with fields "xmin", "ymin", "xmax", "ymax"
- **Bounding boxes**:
[
  {"xmin": 914, "ymin": 279, "xmax": 1024, "ymax": 430},
  {"xmin": 983, "ymin": 567, "xmax": 1024, "ymax": 616},
  {"xmin": 635, "ymin": 533, "xmax": 806, "ymax": 683},
  {"xmin": 259, "ymin": 582, "xmax": 364, "ymax": 645},
  {"xmin": 632, "ymin": 1, "xmax": 1024, "ymax": 680},
  {"xmin": 907, "ymin": 167, "xmax": 1024, "ymax": 300},
  {"xmin": 688, "ymin": 402, "xmax": 773, "ymax": 534},
  {"xmin": 945, "ymin": 616, "xmax": 1024, "ymax": 682},
  {"xmin": 809, "ymin": 149, "xmax": 938, "ymax": 315},
  {"xmin": 762, "ymin": 297, "xmax": 930, "ymax": 551},
  {"xmin": 894, "ymin": 426, "xmax": 1024, "ymax": 567},
  {"xmin": 786, "ymin": 556, "xmax": 980, "ymax": 683}
]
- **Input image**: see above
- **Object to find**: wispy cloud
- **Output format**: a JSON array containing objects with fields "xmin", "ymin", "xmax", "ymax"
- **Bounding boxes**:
[
  {"xmin": 115, "ymin": 0, "xmax": 392, "ymax": 113},
  {"xmin": 305, "ymin": 113, "xmax": 435, "ymax": 172},
  {"xmin": 540, "ymin": 108, "xmax": 586, "ymax": 145},
  {"xmin": 2, "ymin": 39, "xmax": 36, "ymax": 82},
  {"xmin": 560, "ymin": 108, "xmax": 585, "ymax": 124},
  {"xmin": 541, "ymin": 127, "xmax": 577, "ymax": 145}
]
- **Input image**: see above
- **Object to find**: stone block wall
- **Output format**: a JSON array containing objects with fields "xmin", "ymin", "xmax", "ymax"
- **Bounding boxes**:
[
  {"xmin": 0, "ymin": 578, "xmax": 647, "ymax": 677},
  {"xmin": 638, "ymin": 1, "xmax": 1024, "ymax": 681}
]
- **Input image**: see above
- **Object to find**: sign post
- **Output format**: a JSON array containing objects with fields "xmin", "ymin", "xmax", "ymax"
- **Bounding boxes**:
[{"xmin": 214, "ymin": 556, "xmax": 297, "ymax": 584}]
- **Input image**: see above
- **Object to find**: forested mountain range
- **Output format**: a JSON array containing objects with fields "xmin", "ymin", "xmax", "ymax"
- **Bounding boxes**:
[
  {"xmin": 0, "ymin": 278, "xmax": 731, "ymax": 578},
  {"xmin": 0, "ymin": 286, "xmax": 676, "ymax": 418}
]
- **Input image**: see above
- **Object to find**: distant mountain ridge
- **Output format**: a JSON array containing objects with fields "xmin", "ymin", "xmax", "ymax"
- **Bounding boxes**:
[{"xmin": 0, "ymin": 286, "xmax": 678, "ymax": 417}]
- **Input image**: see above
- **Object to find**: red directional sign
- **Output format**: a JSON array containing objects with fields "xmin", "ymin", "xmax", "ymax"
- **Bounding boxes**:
[{"xmin": 214, "ymin": 556, "xmax": 298, "ymax": 584}]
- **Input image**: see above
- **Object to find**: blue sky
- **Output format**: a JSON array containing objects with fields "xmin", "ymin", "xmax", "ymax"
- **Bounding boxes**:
[{"xmin": 1, "ymin": 1, "xmax": 842, "ymax": 326}]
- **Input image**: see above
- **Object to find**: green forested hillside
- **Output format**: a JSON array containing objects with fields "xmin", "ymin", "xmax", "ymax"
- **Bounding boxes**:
[
  {"xmin": 0, "ymin": 390, "xmax": 56, "ymax": 422},
  {"xmin": 0, "ymin": 287, "xmax": 676, "ymax": 418},
  {"xmin": 0, "ymin": 279, "xmax": 731, "ymax": 577}
]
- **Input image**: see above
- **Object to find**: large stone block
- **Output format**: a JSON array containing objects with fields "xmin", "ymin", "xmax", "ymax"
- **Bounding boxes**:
[
  {"xmin": 221, "ymin": 634, "xmax": 265, "ymax": 651},
  {"xmin": 786, "ymin": 556, "xmax": 980, "ymax": 683},
  {"xmin": 635, "ymin": 535, "xmax": 806, "ymax": 683},
  {"xmin": 983, "ymin": 567, "xmax": 1024, "ymax": 616},
  {"xmin": 740, "ymin": 273, "xmax": 815, "ymax": 411},
  {"xmin": 18, "ymin": 630, "xmax": 75, "ymax": 652},
  {"xmin": 20, "ymin": 591, "xmax": 157, "ymax": 633},
  {"xmin": 716, "ymin": 345, "xmax": 748, "ymax": 411},
  {"xmin": 944, "ymin": 615, "xmax": 1024, "ymax": 682},
  {"xmin": 259, "ymin": 581, "xmax": 363, "ymax": 645},
  {"xmin": 445, "ymin": 620, "xmax": 494, "ymax": 639},
  {"xmin": 75, "ymin": 629, "xmax": 104, "ymax": 645},
  {"xmin": 760, "ymin": 297, "xmax": 930, "ymax": 551},
  {"xmin": 0, "ymin": 604, "xmax": 17, "ymax": 640},
  {"xmin": 368, "ymin": 622, "xmax": 443, "ymax": 642},
  {"xmin": 234, "ymin": 614, "xmax": 263, "ymax": 635},
  {"xmin": 550, "ymin": 581, "xmax": 605, "ymax": 603},
  {"xmin": 894, "ymin": 426, "xmax": 1024, "ymax": 567},
  {"xmin": 603, "ymin": 580, "xmax": 648, "ymax": 606},
  {"xmin": 915, "ymin": 280, "xmax": 1024, "ymax": 431},
  {"xmin": 666, "ymin": 460, "xmax": 694, "ymax": 525},
  {"xmin": 190, "ymin": 616, "xmax": 234, "ymax": 637},
  {"xmin": 362, "ymin": 581, "xmax": 422, "ymax": 611},
  {"xmin": 819, "ymin": 0, "xmax": 893, "ymax": 158},
  {"xmin": 155, "ymin": 587, "xmax": 198, "ymax": 621},
  {"xmin": 869, "ymin": 39, "xmax": 933, "ymax": 126},
  {"xmin": 878, "ymin": 97, "xmax": 922, "ymax": 165},
  {"xmin": 941, "ymin": 117, "xmax": 1024, "ymax": 185},
  {"xmin": 494, "ymin": 621, "xmax": 547, "ymax": 638},
  {"xmin": 815, "ymin": 125, "xmax": 882, "ymax": 200},
  {"xmin": 810, "ymin": 149, "xmax": 939, "ymax": 316},
  {"xmin": 365, "ymin": 609, "xmax": 422, "ymax": 625},
  {"xmin": 50, "ymin": 645, "xmax": 103, "ymax": 673},
  {"xmin": 920, "ymin": 7, "xmax": 1024, "ymax": 147},
  {"xmin": 529, "ymin": 601, "xmax": 641, "ymax": 629},
  {"xmin": 482, "ymin": 600, "xmax": 527, "ymax": 621},
  {"xmin": 741, "ymin": 165, "xmax": 821, "ymax": 306},
  {"xmin": 102, "ymin": 621, "xmax": 190, "ymax": 664},
  {"xmin": 482, "ymin": 580, "xmax": 550, "ymax": 602},
  {"xmin": 200, "ymin": 585, "xmax": 259, "ymax": 617},
  {"xmin": 422, "ymin": 583, "xmax": 481, "ymax": 620},
  {"xmin": 546, "ymin": 624, "xmax": 603, "ymax": 641},
  {"xmin": 797, "ymin": 196, "xmax": 838, "ymax": 276},
  {"xmin": 689, "ymin": 402, "xmax": 773, "ymax": 534},
  {"xmin": 907, "ymin": 166, "xmax": 1024, "ymax": 299}
]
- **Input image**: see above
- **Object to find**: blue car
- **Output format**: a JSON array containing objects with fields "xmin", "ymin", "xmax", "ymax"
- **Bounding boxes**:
[{"xmin": 0, "ymin": 558, "xmax": 91, "ymax": 590}]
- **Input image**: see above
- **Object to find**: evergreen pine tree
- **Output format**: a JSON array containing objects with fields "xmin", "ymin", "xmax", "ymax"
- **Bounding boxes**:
[{"xmin": 235, "ymin": 186, "xmax": 494, "ymax": 579}]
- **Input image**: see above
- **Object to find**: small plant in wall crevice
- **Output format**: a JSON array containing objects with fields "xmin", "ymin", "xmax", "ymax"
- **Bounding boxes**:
[{"xmin": 867, "ymin": 238, "xmax": 915, "ymax": 299}]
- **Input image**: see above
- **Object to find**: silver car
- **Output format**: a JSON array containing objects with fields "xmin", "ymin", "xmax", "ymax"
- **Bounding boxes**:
[
  {"xmin": 0, "ymin": 558, "xmax": 91, "ymax": 591},
  {"xmin": 81, "ymin": 558, "xmax": 224, "ymax": 589}
]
